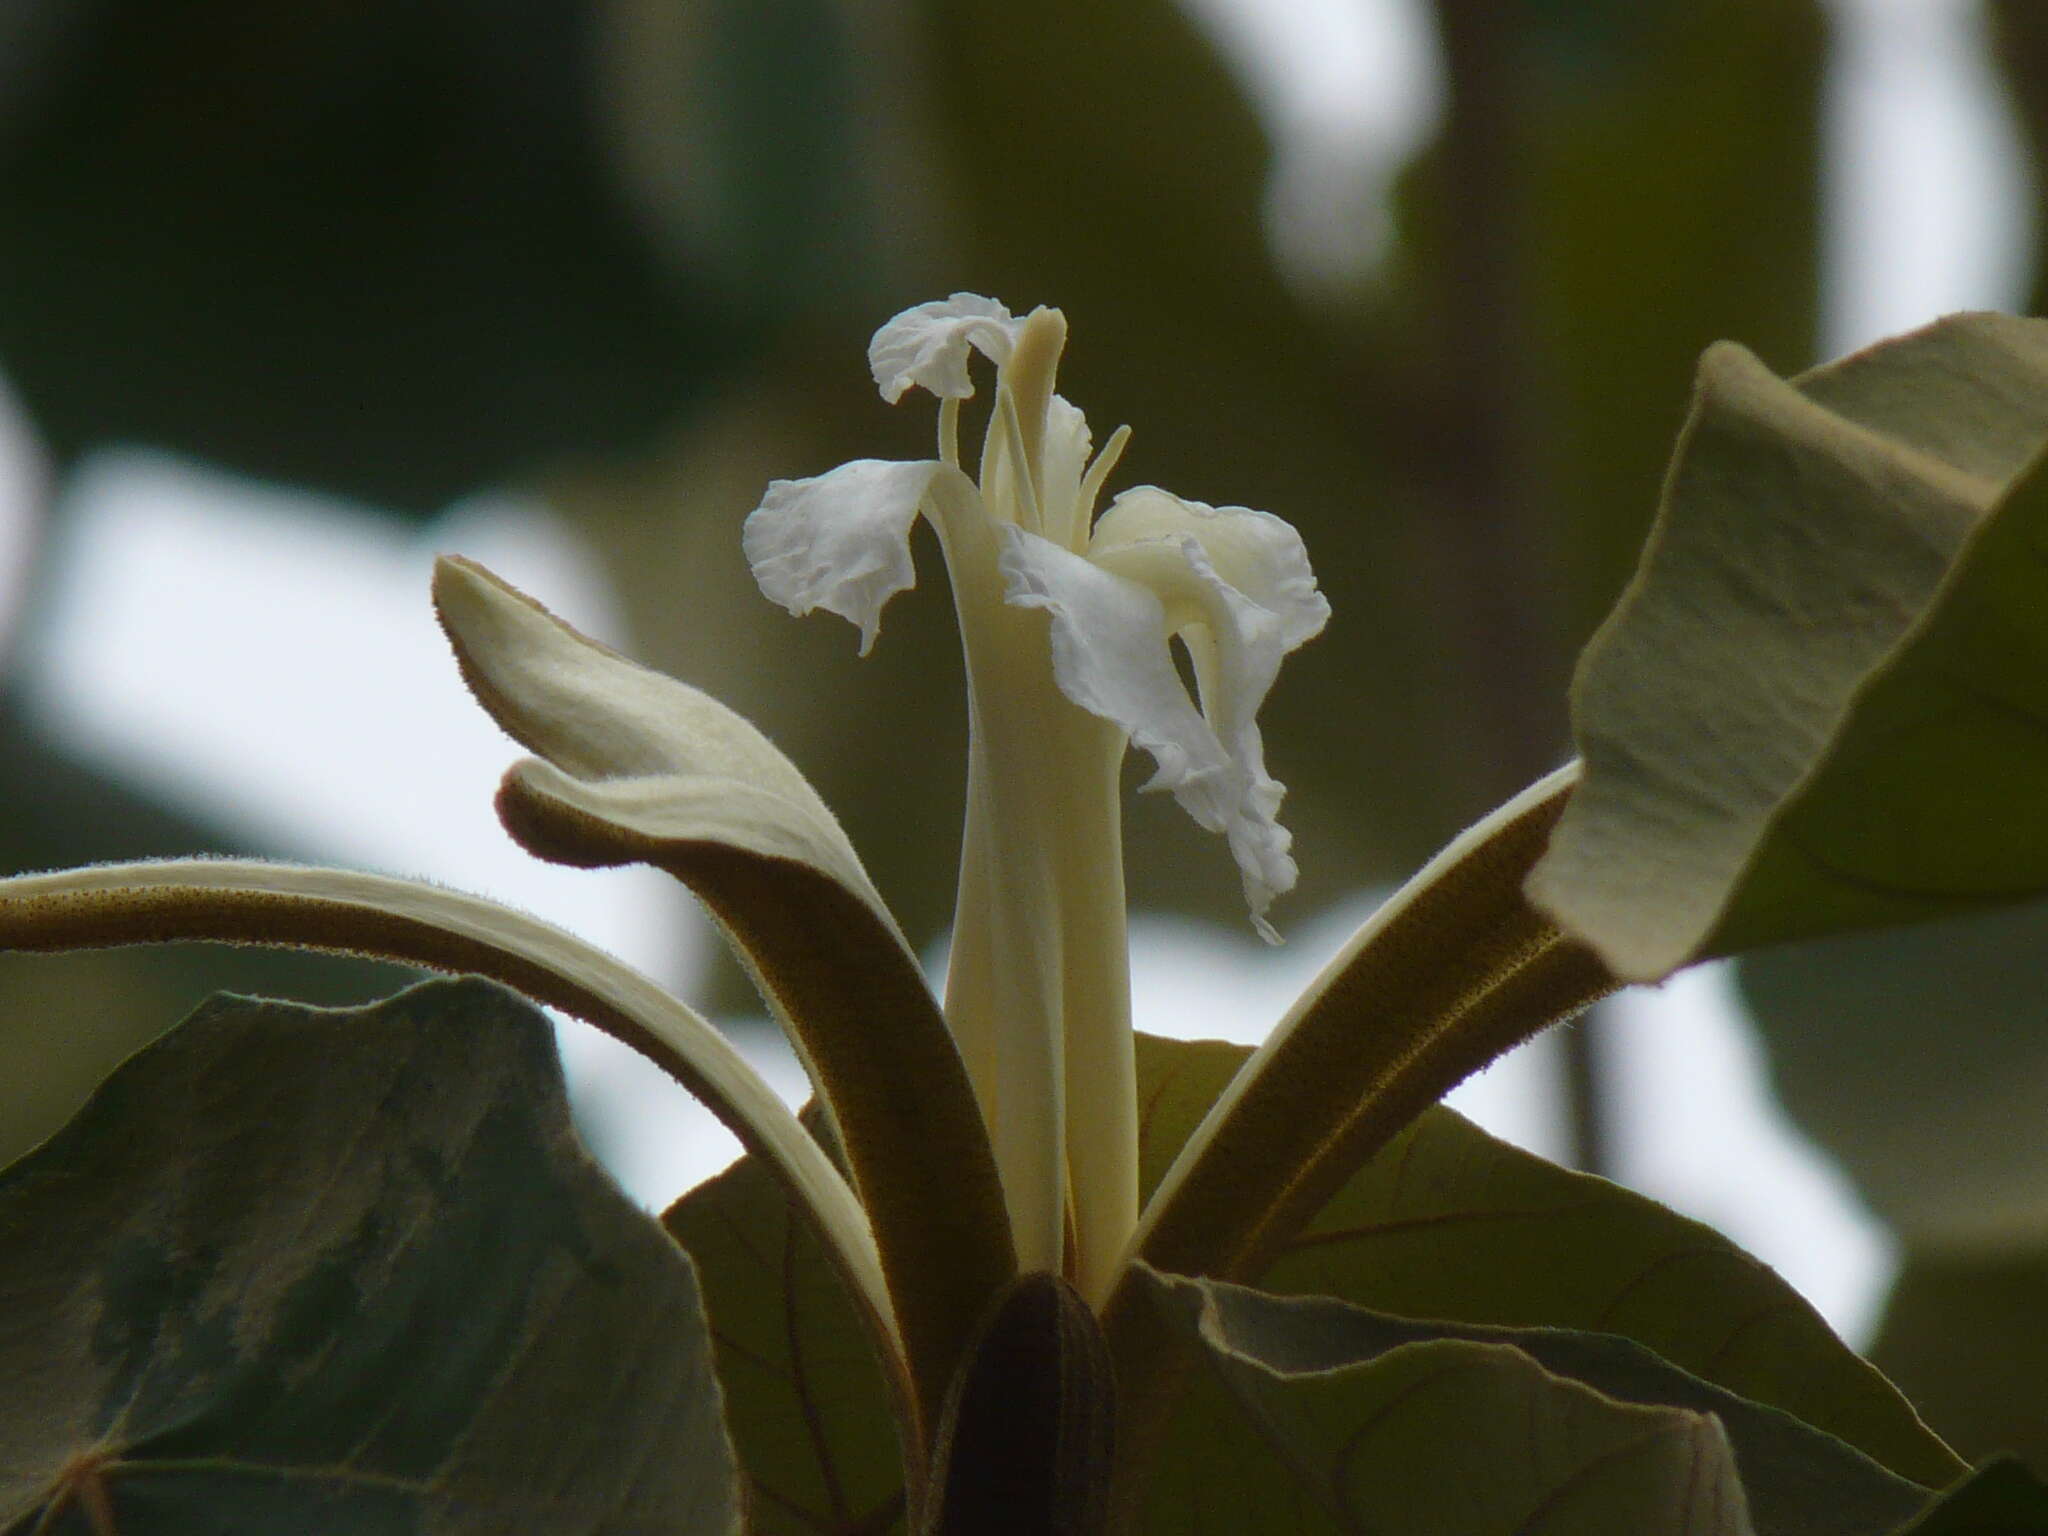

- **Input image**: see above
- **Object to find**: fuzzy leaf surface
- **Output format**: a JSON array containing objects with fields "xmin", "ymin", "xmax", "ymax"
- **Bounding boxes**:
[
  {"xmin": 0, "ymin": 977, "xmax": 740, "ymax": 1536},
  {"xmin": 1130, "ymin": 1034, "xmax": 1962, "ymax": 1490},
  {"xmin": 1143, "ymin": 1267, "xmax": 1757, "ymax": 1535},
  {"xmin": 435, "ymin": 555, "xmax": 1012, "ymax": 1444},
  {"xmin": 1145, "ymin": 1269, "xmax": 1929, "ymax": 1536},
  {"xmin": 663, "ymin": 1109, "xmax": 906, "ymax": 1536},
  {"xmin": 1528, "ymin": 314, "xmax": 2048, "ymax": 980}
]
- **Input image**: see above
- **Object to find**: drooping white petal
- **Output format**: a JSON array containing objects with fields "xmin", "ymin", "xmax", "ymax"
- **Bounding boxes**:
[
  {"xmin": 1013, "ymin": 490, "xmax": 1327, "ymax": 939},
  {"xmin": 1092, "ymin": 486, "xmax": 1331, "ymax": 650},
  {"xmin": 743, "ymin": 458, "xmax": 951, "ymax": 654},
  {"xmin": 1002, "ymin": 527, "xmax": 1304, "ymax": 939},
  {"xmin": 1001, "ymin": 528, "xmax": 1227, "ymax": 797},
  {"xmin": 1088, "ymin": 489, "xmax": 1329, "ymax": 935},
  {"xmin": 868, "ymin": 293, "xmax": 1024, "ymax": 404}
]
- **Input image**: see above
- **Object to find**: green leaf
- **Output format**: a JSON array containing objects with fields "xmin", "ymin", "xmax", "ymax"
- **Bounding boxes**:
[
  {"xmin": 1141, "ymin": 1267, "xmax": 1756, "ymax": 1535},
  {"xmin": 0, "ymin": 7, "xmax": 769, "ymax": 514},
  {"xmin": 1145, "ymin": 1270, "xmax": 1929, "ymax": 1536},
  {"xmin": 1739, "ymin": 909, "xmax": 2048, "ymax": 1467},
  {"xmin": 1738, "ymin": 901, "xmax": 2048, "ymax": 1249},
  {"xmin": 662, "ymin": 1112, "xmax": 907, "ymax": 1536},
  {"xmin": 0, "ymin": 976, "xmax": 740, "ymax": 1534},
  {"xmin": 1894, "ymin": 1458, "xmax": 2048, "ymax": 1536},
  {"xmin": 1123, "ymin": 1033, "xmax": 1965, "ymax": 1491},
  {"xmin": 0, "ymin": 855, "xmax": 891, "ymax": 1395},
  {"xmin": 1527, "ymin": 313, "xmax": 2048, "ymax": 981}
]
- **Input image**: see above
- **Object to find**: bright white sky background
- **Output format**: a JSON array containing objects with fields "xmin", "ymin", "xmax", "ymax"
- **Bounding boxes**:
[{"xmin": 0, "ymin": 0, "xmax": 2034, "ymax": 1345}]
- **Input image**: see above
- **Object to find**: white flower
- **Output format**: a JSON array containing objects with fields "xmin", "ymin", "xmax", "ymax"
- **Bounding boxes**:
[
  {"xmin": 745, "ymin": 299, "xmax": 1328, "ymax": 930},
  {"xmin": 742, "ymin": 294, "xmax": 1327, "ymax": 1296}
]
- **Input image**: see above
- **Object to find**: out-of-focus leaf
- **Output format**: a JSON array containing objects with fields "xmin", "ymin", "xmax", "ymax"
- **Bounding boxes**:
[
  {"xmin": 1735, "ymin": 865, "xmax": 2048, "ymax": 1474},
  {"xmin": 0, "ymin": 975, "xmax": 741, "ymax": 1533},
  {"xmin": 1377, "ymin": 0, "xmax": 1825, "ymax": 809},
  {"xmin": 604, "ymin": 0, "xmax": 875, "ymax": 317},
  {"xmin": 1522, "ymin": 0, "xmax": 1826, "ymax": 641},
  {"xmin": 1992, "ymin": 2, "xmax": 2048, "ymax": 321},
  {"xmin": 1528, "ymin": 314, "xmax": 2048, "ymax": 982},
  {"xmin": 1739, "ymin": 903, "xmax": 2048, "ymax": 1250},
  {"xmin": 1895, "ymin": 1458, "xmax": 2048, "ymax": 1535},
  {"xmin": 1145, "ymin": 1272, "xmax": 1930, "ymax": 1536},
  {"xmin": 1863, "ymin": 1250, "xmax": 2048, "ymax": 1477},
  {"xmin": 0, "ymin": 0, "xmax": 781, "ymax": 514},
  {"xmin": 1129, "ymin": 1033, "xmax": 1964, "ymax": 1489},
  {"xmin": 1141, "ymin": 1267, "xmax": 1756, "ymax": 1536},
  {"xmin": 0, "ymin": 697, "xmax": 413, "ymax": 1165},
  {"xmin": 662, "ymin": 1108, "xmax": 907, "ymax": 1536}
]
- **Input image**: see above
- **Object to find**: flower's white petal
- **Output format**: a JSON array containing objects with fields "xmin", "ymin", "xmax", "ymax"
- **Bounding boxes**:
[
  {"xmin": 867, "ymin": 293, "xmax": 1022, "ymax": 403},
  {"xmin": 1092, "ymin": 486, "xmax": 1331, "ymax": 649},
  {"xmin": 1003, "ymin": 528, "xmax": 1305, "ymax": 938},
  {"xmin": 1000, "ymin": 527, "xmax": 1231, "ymax": 805},
  {"xmin": 743, "ymin": 459, "xmax": 949, "ymax": 654},
  {"xmin": 1072, "ymin": 520, "xmax": 1321, "ymax": 940}
]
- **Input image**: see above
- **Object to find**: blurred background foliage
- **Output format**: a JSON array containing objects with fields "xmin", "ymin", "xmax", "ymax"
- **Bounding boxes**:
[{"xmin": 0, "ymin": 0, "xmax": 2043, "ymax": 1471}]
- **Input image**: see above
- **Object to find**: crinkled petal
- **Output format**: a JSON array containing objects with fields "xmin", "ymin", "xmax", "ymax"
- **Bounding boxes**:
[
  {"xmin": 1077, "ymin": 491, "xmax": 1327, "ymax": 938},
  {"xmin": 1001, "ymin": 527, "xmax": 1302, "ymax": 940},
  {"xmin": 1092, "ymin": 486, "xmax": 1331, "ymax": 649},
  {"xmin": 868, "ymin": 294, "xmax": 1023, "ymax": 404},
  {"xmin": 743, "ymin": 459, "xmax": 951, "ymax": 654}
]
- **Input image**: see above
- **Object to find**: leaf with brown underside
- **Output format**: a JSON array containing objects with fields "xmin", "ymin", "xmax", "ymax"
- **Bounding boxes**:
[
  {"xmin": 1114, "ymin": 769, "xmax": 1616, "ymax": 1364},
  {"xmin": 434, "ymin": 555, "xmax": 1013, "ymax": 1454}
]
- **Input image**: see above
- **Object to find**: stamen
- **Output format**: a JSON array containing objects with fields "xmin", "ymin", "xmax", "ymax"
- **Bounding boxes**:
[
  {"xmin": 976, "ymin": 386, "xmax": 1047, "ymax": 533},
  {"xmin": 1076, "ymin": 425, "xmax": 1133, "ymax": 541}
]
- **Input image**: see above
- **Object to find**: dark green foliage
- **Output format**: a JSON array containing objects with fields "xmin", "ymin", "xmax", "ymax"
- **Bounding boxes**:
[{"xmin": 0, "ymin": 977, "xmax": 739, "ymax": 1535}]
